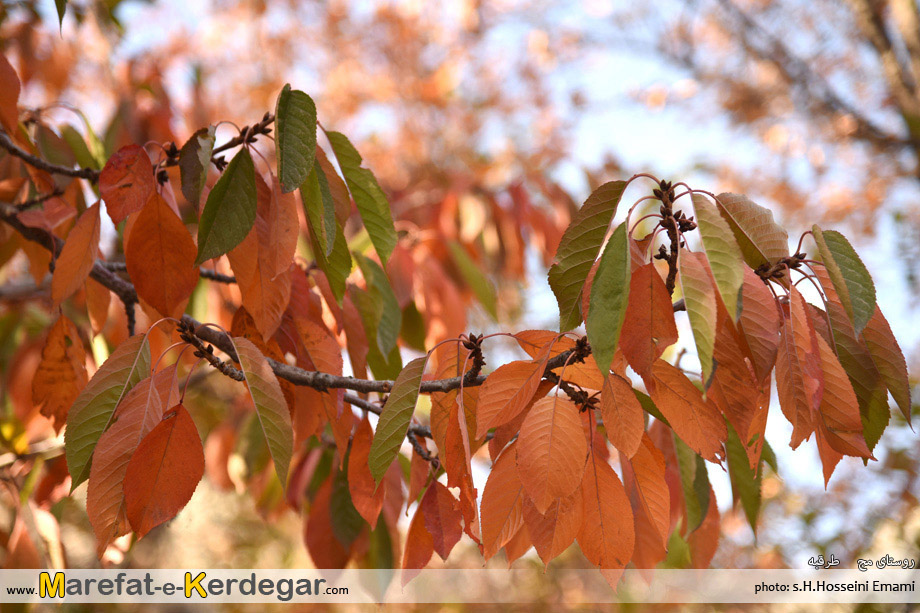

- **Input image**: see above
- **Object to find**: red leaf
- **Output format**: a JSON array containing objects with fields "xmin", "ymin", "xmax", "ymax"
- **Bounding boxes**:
[
  {"xmin": 125, "ymin": 192, "xmax": 199, "ymax": 317},
  {"xmin": 304, "ymin": 478, "xmax": 351, "ymax": 568},
  {"xmin": 0, "ymin": 53, "xmax": 21, "ymax": 134},
  {"xmin": 123, "ymin": 403, "xmax": 204, "ymax": 538},
  {"xmin": 619, "ymin": 263, "xmax": 678, "ymax": 376},
  {"xmin": 422, "ymin": 481, "xmax": 463, "ymax": 561},
  {"xmin": 99, "ymin": 145, "xmax": 156, "ymax": 224},
  {"xmin": 51, "ymin": 201, "xmax": 101, "ymax": 306},
  {"xmin": 401, "ymin": 497, "xmax": 435, "ymax": 586},
  {"xmin": 516, "ymin": 396, "xmax": 587, "ymax": 513},
  {"xmin": 87, "ymin": 367, "xmax": 178, "ymax": 555}
]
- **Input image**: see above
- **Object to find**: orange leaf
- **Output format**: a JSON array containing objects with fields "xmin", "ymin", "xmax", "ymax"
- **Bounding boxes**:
[
  {"xmin": 516, "ymin": 396, "xmax": 587, "ymax": 513},
  {"xmin": 488, "ymin": 380, "xmax": 553, "ymax": 460},
  {"xmin": 475, "ymin": 349, "xmax": 551, "ymax": 439},
  {"xmin": 814, "ymin": 333, "xmax": 872, "ymax": 458},
  {"xmin": 52, "ymin": 201, "xmax": 100, "ymax": 306},
  {"xmin": 577, "ymin": 444, "xmax": 634, "ymax": 584},
  {"xmin": 503, "ymin": 525, "xmax": 533, "ymax": 566},
  {"xmin": 622, "ymin": 434, "xmax": 670, "ymax": 555},
  {"xmin": 85, "ymin": 278, "xmax": 111, "ymax": 336},
  {"xmin": 125, "ymin": 193, "xmax": 199, "ymax": 317},
  {"xmin": 775, "ymin": 288, "xmax": 822, "ymax": 449},
  {"xmin": 265, "ymin": 174, "xmax": 299, "ymax": 278},
  {"xmin": 619, "ymin": 263, "xmax": 678, "ymax": 376},
  {"xmin": 348, "ymin": 416, "xmax": 385, "ymax": 527},
  {"xmin": 86, "ymin": 367, "xmax": 178, "ymax": 555},
  {"xmin": 422, "ymin": 481, "xmax": 463, "ymax": 561},
  {"xmin": 408, "ymin": 439, "xmax": 430, "ymax": 504},
  {"xmin": 480, "ymin": 441, "xmax": 526, "ymax": 561},
  {"xmin": 737, "ymin": 268, "xmax": 780, "ymax": 383},
  {"xmin": 401, "ymin": 496, "xmax": 435, "ymax": 586},
  {"xmin": 523, "ymin": 490, "xmax": 582, "ymax": 566},
  {"xmin": 646, "ymin": 360, "xmax": 726, "ymax": 462},
  {"xmin": 600, "ymin": 373, "xmax": 644, "ymax": 458},
  {"xmin": 32, "ymin": 315, "xmax": 87, "ymax": 433},
  {"xmin": 123, "ymin": 403, "xmax": 204, "ymax": 538},
  {"xmin": 99, "ymin": 145, "xmax": 156, "ymax": 224}
]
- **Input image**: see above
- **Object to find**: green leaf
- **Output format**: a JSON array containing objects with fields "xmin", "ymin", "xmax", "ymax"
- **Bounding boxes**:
[
  {"xmin": 233, "ymin": 336, "xmax": 294, "ymax": 489},
  {"xmin": 307, "ymin": 216, "xmax": 352, "ymax": 304},
  {"xmin": 369, "ymin": 356, "xmax": 428, "ymax": 482},
  {"xmin": 354, "ymin": 253, "xmax": 402, "ymax": 357},
  {"xmin": 330, "ymin": 458, "xmax": 365, "ymax": 547},
  {"xmin": 65, "ymin": 334, "xmax": 150, "ymax": 490},
  {"xmin": 326, "ymin": 131, "xmax": 398, "ymax": 263},
  {"xmin": 179, "ymin": 126, "xmax": 216, "ymax": 206},
  {"xmin": 55, "ymin": 0, "xmax": 67, "ymax": 29},
  {"xmin": 812, "ymin": 226, "xmax": 876, "ymax": 335},
  {"xmin": 673, "ymin": 434, "xmax": 710, "ymax": 532},
  {"xmin": 60, "ymin": 125, "xmax": 100, "ymax": 170},
  {"xmin": 726, "ymin": 422, "xmax": 761, "ymax": 533},
  {"xmin": 861, "ymin": 308, "xmax": 912, "ymax": 424},
  {"xmin": 633, "ymin": 389, "xmax": 667, "ymax": 426},
  {"xmin": 585, "ymin": 222, "xmax": 630, "ymax": 374},
  {"xmin": 447, "ymin": 241, "xmax": 497, "ymax": 319},
  {"xmin": 692, "ymin": 194, "xmax": 744, "ymax": 320},
  {"xmin": 350, "ymin": 285, "xmax": 403, "ymax": 380},
  {"xmin": 678, "ymin": 250, "xmax": 717, "ymax": 387},
  {"xmin": 548, "ymin": 181, "xmax": 627, "ymax": 331},
  {"xmin": 195, "ymin": 148, "xmax": 257, "ymax": 264},
  {"xmin": 400, "ymin": 301, "xmax": 427, "ymax": 352},
  {"xmin": 275, "ymin": 84, "xmax": 317, "ymax": 193},
  {"xmin": 301, "ymin": 164, "xmax": 338, "ymax": 258},
  {"xmin": 715, "ymin": 193, "xmax": 788, "ymax": 272}
]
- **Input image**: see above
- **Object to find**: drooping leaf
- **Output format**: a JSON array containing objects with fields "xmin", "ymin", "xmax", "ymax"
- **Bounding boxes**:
[
  {"xmin": 233, "ymin": 336, "xmax": 294, "ymax": 488},
  {"xmin": 401, "ymin": 493, "xmax": 435, "ymax": 585},
  {"xmin": 54, "ymin": 0, "xmax": 67, "ymax": 29},
  {"xmin": 622, "ymin": 434, "xmax": 670, "ymax": 556},
  {"xmin": 480, "ymin": 442, "xmax": 526, "ymax": 561},
  {"xmin": 678, "ymin": 250, "xmax": 718, "ymax": 386},
  {"xmin": 326, "ymin": 131, "xmax": 398, "ymax": 263},
  {"xmin": 179, "ymin": 126, "xmax": 215, "ymax": 206},
  {"xmin": 301, "ymin": 163, "xmax": 338, "ymax": 258},
  {"xmin": 86, "ymin": 366, "xmax": 178, "ymax": 555},
  {"xmin": 348, "ymin": 416, "xmax": 386, "ymax": 527},
  {"xmin": 447, "ymin": 241, "xmax": 498, "ymax": 319},
  {"xmin": 737, "ymin": 267, "xmax": 780, "ymax": 384},
  {"xmin": 307, "ymin": 215, "xmax": 352, "ymax": 303},
  {"xmin": 577, "ymin": 444, "xmax": 635, "ymax": 586},
  {"xmin": 861, "ymin": 307, "xmax": 912, "ymax": 423},
  {"xmin": 330, "ymin": 460, "xmax": 364, "ymax": 548},
  {"xmin": 350, "ymin": 285, "xmax": 403, "ymax": 380},
  {"xmin": 123, "ymin": 403, "xmax": 204, "ymax": 538},
  {"xmin": 691, "ymin": 194, "xmax": 744, "ymax": 320},
  {"xmin": 125, "ymin": 192, "xmax": 199, "ymax": 317},
  {"xmin": 523, "ymin": 490, "xmax": 582, "ymax": 566},
  {"xmin": 725, "ymin": 421, "xmax": 761, "ymax": 533},
  {"xmin": 354, "ymin": 252, "xmax": 402, "ymax": 358},
  {"xmin": 422, "ymin": 481, "xmax": 463, "ymax": 561},
  {"xmin": 65, "ymin": 333, "xmax": 151, "ymax": 489},
  {"xmin": 600, "ymin": 373, "xmax": 644, "ymax": 458},
  {"xmin": 32, "ymin": 315, "xmax": 87, "ymax": 433},
  {"xmin": 715, "ymin": 193, "xmax": 789, "ymax": 273},
  {"xmin": 672, "ymin": 435, "xmax": 711, "ymax": 532},
  {"xmin": 813, "ymin": 332, "xmax": 872, "ymax": 458},
  {"xmin": 369, "ymin": 356, "xmax": 427, "ymax": 483},
  {"xmin": 775, "ymin": 288, "xmax": 822, "ymax": 449},
  {"xmin": 586, "ymin": 222, "xmax": 631, "ymax": 374},
  {"xmin": 195, "ymin": 147, "xmax": 257, "ymax": 264},
  {"xmin": 275, "ymin": 84, "xmax": 317, "ymax": 193},
  {"xmin": 619, "ymin": 263, "xmax": 679, "ymax": 376},
  {"xmin": 52, "ymin": 201, "xmax": 101, "ymax": 307},
  {"xmin": 516, "ymin": 396, "xmax": 587, "ymax": 513},
  {"xmin": 687, "ymin": 487, "xmax": 720, "ymax": 569},
  {"xmin": 812, "ymin": 226, "xmax": 876, "ymax": 334},
  {"xmin": 475, "ymin": 348, "xmax": 552, "ymax": 439},
  {"xmin": 645, "ymin": 360, "xmax": 726, "ymax": 462},
  {"xmin": 305, "ymin": 479, "xmax": 351, "ymax": 569},
  {"xmin": 548, "ymin": 180, "xmax": 627, "ymax": 331},
  {"xmin": 99, "ymin": 145, "xmax": 156, "ymax": 225}
]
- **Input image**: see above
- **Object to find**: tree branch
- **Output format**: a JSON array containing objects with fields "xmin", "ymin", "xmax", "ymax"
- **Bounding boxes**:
[{"xmin": 0, "ymin": 130, "xmax": 101, "ymax": 181}]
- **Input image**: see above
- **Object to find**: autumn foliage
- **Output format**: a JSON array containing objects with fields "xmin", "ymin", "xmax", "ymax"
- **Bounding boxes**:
[{"xmin": 0, "ymin": 46, "xmax": 912, "ymax": 585}]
